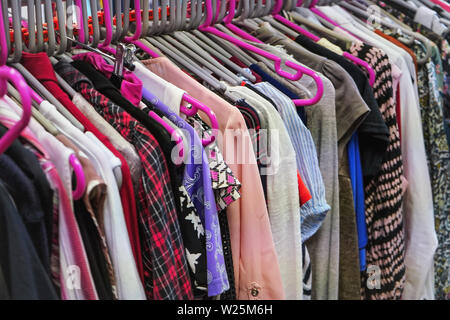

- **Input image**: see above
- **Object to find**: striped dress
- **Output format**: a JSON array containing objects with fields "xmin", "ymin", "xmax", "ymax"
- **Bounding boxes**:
[{"xmin": 350, "ymin": 42, "xmax": 406, "ymax": 300}]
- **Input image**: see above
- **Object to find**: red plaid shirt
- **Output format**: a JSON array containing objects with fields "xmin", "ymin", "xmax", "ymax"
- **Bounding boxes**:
[{"xmin": 58, "ymin": 64, "xmax": 193, "ymax": 300}]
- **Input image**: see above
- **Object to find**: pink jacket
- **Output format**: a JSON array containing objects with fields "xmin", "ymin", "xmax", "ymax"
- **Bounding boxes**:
[{"xmin": 142, "ymin": 58, "xmax": 285, "ymax": 300}]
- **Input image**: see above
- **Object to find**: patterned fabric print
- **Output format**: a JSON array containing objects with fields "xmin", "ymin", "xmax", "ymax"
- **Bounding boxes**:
[
  {"xmin": 182, "ymin": 146, "xmax": 229, "ymax": 296},
  {"xmin": 186, "ymin": 115, "xmax": 242, "ymax": 211},
  {"xmin": 375, "ymin": 0, "xmax": 450, "ymax": 148},
  {"xmin": 141, "ymin": 92, "xmax": 228, "ymax": 297},
  {"xmin": 217, "ymin": 209, "xmax": 237, "ymax": 300},
  {"xmin": 71, "ymin": 80, "xmax": 193, "ymax": 299},
  {"xmin": 438, "ymin": 40, "xmax": 450, "ymax": 149},
  {"xmin": 178, "ymin": 184, "xmax": 208, "ymax": 295},
  {"xmin": 414, "ymin": 43, "xmax": 450, "ymax": 300},
  {"xmin": 350, "ymin": 42, "xmax": 406, "ymax": 300},
  {"xmin": 302, "ymin": 243, "xmax": 312, "ymax": 300}
]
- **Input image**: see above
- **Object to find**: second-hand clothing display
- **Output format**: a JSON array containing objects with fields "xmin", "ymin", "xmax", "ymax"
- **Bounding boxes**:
[{"xmin": 0, "ymin": 0, "xmax": 448, "ymax": 301}]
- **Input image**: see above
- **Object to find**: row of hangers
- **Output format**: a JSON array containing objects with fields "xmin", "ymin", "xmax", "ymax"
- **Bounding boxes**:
[{"xmin": 0, "ymin": 0, "xmax": 443, "ymax": 202}]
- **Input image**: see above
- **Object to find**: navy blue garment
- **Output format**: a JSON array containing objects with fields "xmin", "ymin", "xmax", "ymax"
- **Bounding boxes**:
[
  {"xmin": 0, "ymin": 154, "xmax": 50, "ymax": 274},
  {"xmin": 0, "ymin": 124, "xmax": 54, "ymax": 267},
  {"xmin": 250, "ymin": 63, "xmax": 307, "ymax": 125},
  {"xmin": 0, "ymin": 179, "xmax": 58, "ymax": 300}
]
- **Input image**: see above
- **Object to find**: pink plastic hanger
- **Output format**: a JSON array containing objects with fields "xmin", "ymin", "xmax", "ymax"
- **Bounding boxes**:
[
  {"xmin": 199, "ymin": 0, "xmax": 323, "ymax": 106},
  {"xmin": 343, "ymin": 51, "xmax": 375, "ymax": 86},
  {"xmin": 21, "ymin": 0, "xmax": 84, "ymax": 200},
  {"xmin": 100, "ymin": 1, "xmax": 184, "ymax": 155},
  {"xmin": 431, "ymin": 0, "xmax": 450, "ymax": 12},
  {"xmin": 70, "ymin": 153, "xmax": 86, "ymax": 200},
  {"xmin": 180, "ymin": 94, "xmax": 220, "ymax": 146},
  {"xmin": 116, "ymin": 0, "xmax": 219, "ymax": 146},
  {"xmin": 74, "ymin": 0, "xmax": 86, "ymax": 44},
  {"xmin": 0, "ymin": 67, "xmax": 32, "ymax": 155},
  {"xmin": 0, "ymin": 1, "xmax": 40, "ymax": 147},
  {"xmin": 223, "ymin": 0, "xmax": 262, "ymax": 42},
  {"xmin": 307, "ymin": 0, "xmax": 375, "ymax": 86}
]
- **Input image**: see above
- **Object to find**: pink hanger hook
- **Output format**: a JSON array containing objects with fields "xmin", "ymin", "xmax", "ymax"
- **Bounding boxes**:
[
  {"xmin": 141, "ymin": 87, "xmax": 184, "ymax": 158},
  {"xmin": 181, "ymin": 94, "xmax": 219, "ymax": 146},
  {"xmin": 74, "ymin": 0, "xmax": 86, "ymax": 44},
  {"xmin": 223, "ymin": 0, "xmax": 262, "ymax": 42},
  {"xmin": 100, "ymin": 0, "xmax": 113, "ymax": 48},
  {"xmin": 0, "ymin": 67, "xmax": 32, "ymax": 155},
  {"xmin": 0, "ymin": 1, "xmax": 8, "ymax": 66},
  {"xmin": 125, "ymin": 0, "xmax": 142, "ymax": 42},
  {"xmin": 123, "ymin": 2, "xmax": 218, "ymax": 146},
  {"xmin": 69, "ymin": 153, "xmax": 86, "ymax": 200},
  {"xmin": 272, "ymin": 0, "xmax": 285, "ymax": 14},
  {"xmin": 199, "ymin": 0, "xmax": 324, "ymax": 106},
  {"xmin": 123, "ymin": 0, "xmax": 160, "ymax": 58},
  {"xmin": 301, "ymin": 1, "xmax": 375, "ymax": 86},
  {"xmin": 342, "ymin": 52, "xmax": 376, "ymax": 86},
  {"xmin": 214, "ymin": 0, "xmax": 222, "ymax": 25}
]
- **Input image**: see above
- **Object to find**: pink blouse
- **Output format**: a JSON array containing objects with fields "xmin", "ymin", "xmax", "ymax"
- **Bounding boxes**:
[{"xmin": 142, "ymin": 57, "xmax": 285, "ymax": 300}]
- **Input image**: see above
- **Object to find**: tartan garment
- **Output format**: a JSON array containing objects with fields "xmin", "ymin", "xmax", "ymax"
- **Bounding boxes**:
[
  {"xmin": 59, "ymin": 64, "xmax": 194, "ymax": 299},
  {"xmin": 79, "ymin": 82, "xmax": 193, "ymax": 300}
]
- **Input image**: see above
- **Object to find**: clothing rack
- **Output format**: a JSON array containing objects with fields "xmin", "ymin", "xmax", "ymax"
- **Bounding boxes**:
[{"xmin": 0, "ymin": 0, "xmax": 449, "ymax": 302}]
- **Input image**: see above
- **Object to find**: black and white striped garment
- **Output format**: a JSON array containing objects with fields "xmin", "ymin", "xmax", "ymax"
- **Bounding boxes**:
[{"xmin": 302, "ymin": 243, "xmax": 312, "ymax": 300}]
